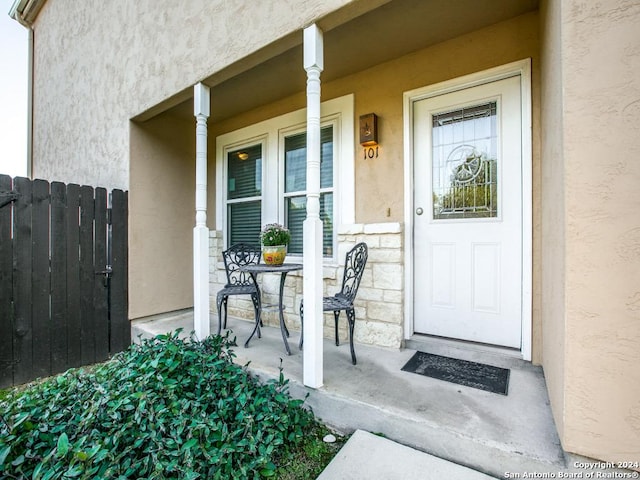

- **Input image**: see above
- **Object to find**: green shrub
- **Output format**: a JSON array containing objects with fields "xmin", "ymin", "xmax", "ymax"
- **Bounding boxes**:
[{"xmin": 0, "ymin": 331, "xmax": 315, "ymax": 479}]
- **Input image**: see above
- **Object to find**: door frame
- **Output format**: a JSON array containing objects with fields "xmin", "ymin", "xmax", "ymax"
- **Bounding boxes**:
[{"xmin": 402, "ymin": 59, "xmax": 532, "ymax": 360}]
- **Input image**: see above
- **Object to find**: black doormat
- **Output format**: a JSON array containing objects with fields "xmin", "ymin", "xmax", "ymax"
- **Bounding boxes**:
[{"xmin": 401, "ymin": 351, "xmax": 510, "ymax": 395}]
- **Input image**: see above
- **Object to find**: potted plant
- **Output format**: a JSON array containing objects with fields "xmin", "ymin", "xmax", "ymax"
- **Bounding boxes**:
[{"xmin": 260, "ymin": 223, "xmax": 291, "ymax": 265}]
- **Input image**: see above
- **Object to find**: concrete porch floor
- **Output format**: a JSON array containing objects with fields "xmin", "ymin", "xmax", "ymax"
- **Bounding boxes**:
[{"xmin": 132, "ymin": 311, "xmax": 567, "ymax": 479}]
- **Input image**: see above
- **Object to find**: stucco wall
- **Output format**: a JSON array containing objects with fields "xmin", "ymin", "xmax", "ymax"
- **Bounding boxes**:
[
  {"xmin": 562, "ymin": 0, "xmax": 640, "ymax": 463},
  {"xmin": 540, "ymin": 0, "xmax": 567, "ymax": 444},
  {"xmin": 129, "ymin": 114, "xmax": 195, "ymax": 319},
  {"xmin": 541, "ymin": 0, "xmax": 640, "ymax": 464},
  {"xmin": 29, "ymin": 0, "xmax": 357, "ymax": 190}
]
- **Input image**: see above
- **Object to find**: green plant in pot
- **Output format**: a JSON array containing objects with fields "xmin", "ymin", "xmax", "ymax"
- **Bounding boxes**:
[{"xmin": 260, "ymin": 223, "xmax": 291, "ymax": 265}]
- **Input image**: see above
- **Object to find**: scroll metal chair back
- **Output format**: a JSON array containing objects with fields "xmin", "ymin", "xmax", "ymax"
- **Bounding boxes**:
[
  {"xmin": 216, "ymin": 243, "xmax": 262, "ymax": 335},
  {"xmin": 337, "ymin": 242, "xmax": 369, "ymax": 306},
  {"xmin": 299, "ymin": 242, "xmax": 368, "ymax": 364}
]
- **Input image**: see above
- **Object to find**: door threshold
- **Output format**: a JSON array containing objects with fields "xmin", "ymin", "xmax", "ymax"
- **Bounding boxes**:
[{"xmin": 405, "ymin": 334, "xmax": 535, "ymax": 370}]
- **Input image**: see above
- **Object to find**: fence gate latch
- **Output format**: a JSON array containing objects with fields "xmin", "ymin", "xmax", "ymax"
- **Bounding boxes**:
[
  {"xmin": 0, "ymin": 190, "xmax": 19, "ymax": 209},
  {"xmin": 95, "ymin": 265, "xmax": 113, "ymax": 287}
]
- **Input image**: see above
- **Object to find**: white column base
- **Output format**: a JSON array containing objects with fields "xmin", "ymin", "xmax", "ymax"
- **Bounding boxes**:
[
  {"xmin": 303, "ymin": 217, "xmax": 324, "ymax": 388},
  {"xmin": 193, "ymin": 225, "xmax": 210, "ymax": 340}
]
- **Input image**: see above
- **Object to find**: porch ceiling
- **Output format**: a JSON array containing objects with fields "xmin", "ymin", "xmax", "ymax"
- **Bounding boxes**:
[{"xmin": 167, "ymin": 0, "xmax": 538, "ymax": 123}]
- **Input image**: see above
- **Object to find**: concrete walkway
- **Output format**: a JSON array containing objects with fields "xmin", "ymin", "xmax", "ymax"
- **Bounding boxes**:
[
  {"xmin": 132, "ymin": 312, "xmax": 569, "ymax": 479},
  {"xmin": 318, "ymin": 430, "xmax": 496, "ymax": 479}
]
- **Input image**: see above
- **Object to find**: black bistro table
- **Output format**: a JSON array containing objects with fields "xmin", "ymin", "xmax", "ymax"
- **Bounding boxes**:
[{"xmin": 239, "ymin": 263, "xmax": 303, "ymax": 355}]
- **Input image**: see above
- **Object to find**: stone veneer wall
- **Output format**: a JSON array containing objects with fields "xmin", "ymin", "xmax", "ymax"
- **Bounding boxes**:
[{"xmin": 209, "ymin": 223, "xmax": 404, "ymax": 349}]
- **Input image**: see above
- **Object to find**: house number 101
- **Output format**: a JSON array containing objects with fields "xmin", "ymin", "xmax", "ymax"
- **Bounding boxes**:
[{"xmin": 363, "ymin": 146, "xmax": 379, "ymax": 159}]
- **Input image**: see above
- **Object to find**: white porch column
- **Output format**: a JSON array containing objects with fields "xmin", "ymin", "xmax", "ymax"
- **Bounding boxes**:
[
  {"xmin": 303, "ymin": 24, "xmax": 324, "ymax": 388},
  {"xmin": 193, "ymin": 83, "xmax": 210, "ymax": 340}
]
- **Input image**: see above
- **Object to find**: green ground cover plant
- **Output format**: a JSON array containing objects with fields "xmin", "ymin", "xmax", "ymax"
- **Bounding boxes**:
[{"xmin": 0, "ymin": 331, "xmax": 342, "ymax": 479}]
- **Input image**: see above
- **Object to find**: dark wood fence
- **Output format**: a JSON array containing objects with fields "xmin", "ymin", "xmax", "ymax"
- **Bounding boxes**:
[{"xmin": 0, "ymin": 175, "xmax": 129, "ymax": 388}]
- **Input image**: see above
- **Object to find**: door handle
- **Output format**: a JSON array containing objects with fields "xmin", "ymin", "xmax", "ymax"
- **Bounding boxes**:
[{"xmin": 416, "ymin": 207, "xmax": 424, "ymax": 216}]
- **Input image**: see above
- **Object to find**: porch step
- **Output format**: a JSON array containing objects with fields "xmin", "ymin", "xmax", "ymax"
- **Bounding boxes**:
[
  {"xmin": 131, "ymin": 313, "xmax": 568, "ymax": 478},
  {"xmin": 229, "ymin": 326, "xmax": 566, "ymax": 478},
  {"xmin": 317, "ymin": 429, "xmax": 497, "ymax": 479},
  {"xmin": 131, "ymin": 308, "xmax": 195, "ymax": 342}
]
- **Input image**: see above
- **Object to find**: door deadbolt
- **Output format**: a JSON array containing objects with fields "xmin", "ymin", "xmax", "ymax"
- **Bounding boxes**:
[{"xmin": 416, "ymin": 207, "xmax": 424, "ymax": 215}]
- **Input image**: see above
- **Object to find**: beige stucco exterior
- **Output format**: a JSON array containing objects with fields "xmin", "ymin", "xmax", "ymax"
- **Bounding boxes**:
[
  {"xmin": 540, "ymin": 0, "xmax": 568, "ymax": 448},
  {"xmin": 14, "ymin": 0, "xmax": 639, "ymax": 467},
  {"xmin": 28, "ymin": 0, "xmax": 359, "ymax": 189},
  {"xmin": 129, "ymin": 114, "xmax": 196, "ymax": 319},
  {"xmin": 540, "ymin": 0, "xmax": 640, "ymax": 463}
]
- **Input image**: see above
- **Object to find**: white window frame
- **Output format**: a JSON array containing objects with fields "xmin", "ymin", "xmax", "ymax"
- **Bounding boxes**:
[
  {"xmin": 279, "ymin": 118, "xmax": 339, "ymax": 257},
  {"xmin": 223, "ymin": 136, "xmax": 267, "ymax": 245},
  {"xmin": 216, "ymin": 94, "xmax": 354, "ymax": 263}
]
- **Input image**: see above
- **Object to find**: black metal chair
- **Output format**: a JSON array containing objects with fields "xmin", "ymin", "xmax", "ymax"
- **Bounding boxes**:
[
  {"xmin": 299, "ymin": 242, "xmax": 368, "ymax": 365},
  {"xmin": 216, "ymin": 243, "xmax": 262, "ymax": 336}
]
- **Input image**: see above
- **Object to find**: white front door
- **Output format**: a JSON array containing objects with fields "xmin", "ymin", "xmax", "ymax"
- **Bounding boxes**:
[{"xmin": 413, "ymin": 76, "xmax": 523, "ymax": 348}]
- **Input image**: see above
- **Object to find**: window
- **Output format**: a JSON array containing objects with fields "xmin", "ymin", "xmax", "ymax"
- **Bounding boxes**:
[
  {"xmin": 283, "ymin": 126, "xmax": 334, "ymax": 256},
  {"xmin": 226, "ymin": 144, "xmax": 262, "ymax": 244},
  {"xmin": 431, "ymin": 102, "xmax": 498, "ymax": 220},
  {"xmin": 216, "ymin": 94, "xmax": 354, "ymax": 262}
]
